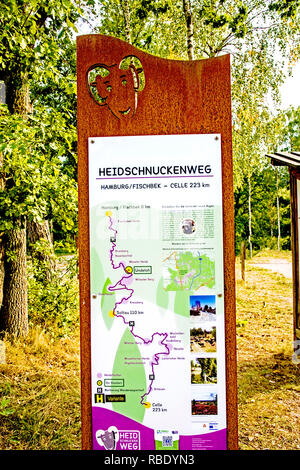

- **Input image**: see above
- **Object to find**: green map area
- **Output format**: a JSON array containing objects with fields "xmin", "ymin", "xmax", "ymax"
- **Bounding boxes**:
[{"xmin": 164, "ymin": 251, "xmax": 215, "ymax": 292}]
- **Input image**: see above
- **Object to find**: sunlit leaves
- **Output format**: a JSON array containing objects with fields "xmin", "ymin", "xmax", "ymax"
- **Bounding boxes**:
[
  {"xmin": 269, "ymin": 0, "xmax": 300, "ymax": 19},
  {"xmin": 282, "ymin": 106, "xmax": 300, "ymax": 151},
  {"xmin": 0, "ymin": 104, "xmax": 77, "ymax": 233},
  {"xmin": 0, "ymin": 0, "xmax": 86, "ymax": 83}
]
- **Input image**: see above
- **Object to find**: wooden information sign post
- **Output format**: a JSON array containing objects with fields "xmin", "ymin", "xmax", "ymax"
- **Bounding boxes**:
[{"xmin": 77, "ymin": 34, "xmax": 238, "ymax": 451}]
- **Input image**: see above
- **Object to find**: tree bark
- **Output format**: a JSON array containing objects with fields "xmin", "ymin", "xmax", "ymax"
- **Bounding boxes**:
[
  {"xmin": 0, "ymin": 236, "xmax": 4, "ymax": 309},
  {"xmin": 120, "ymin": 0, "xmax": 131, "ymax": 44},
  {"xmin": 0, "ymin": 220, "xmax": 28, "ymax": 337},
  {"xmin": 240, "ymin": 241, "xmax": 246, "ymax": 281},
  {"xmin": 183, "ymin": 0, "xmax": 194, "ymax": 60},
  {"xmin": 27, "ymin": 219, "xmax": 55, "ymax": 282},
  {"xmin": 0, "ymin": 151, "xmax": 4, "ymax": 309},
  {"xmin": 0, "ymin": 76, "xmax": 30, "ymax": 336},
  {"xmin": 248, "ymin": 175, "xmax": 253, "ymax": 258},
  {"xmin": 5, "ymin": 79, "xmax": 32, "ymax": 115}
]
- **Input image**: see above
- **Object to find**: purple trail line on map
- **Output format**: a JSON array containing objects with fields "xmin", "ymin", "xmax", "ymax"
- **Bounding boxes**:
[{"xmin": 107, "ymin": 215, "xmax": 170, "ymax": 405}]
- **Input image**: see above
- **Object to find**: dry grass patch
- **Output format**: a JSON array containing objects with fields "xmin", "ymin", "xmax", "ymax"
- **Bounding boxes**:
[
  {"xmin": 236, "ymin": 252, "xmax": 300, "ymax": 450},
  {"xmin": 0, "ymin": 328, "xmax": 81, "ymax": 450}
]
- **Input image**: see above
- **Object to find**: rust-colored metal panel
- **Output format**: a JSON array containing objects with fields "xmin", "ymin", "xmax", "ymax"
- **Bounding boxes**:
[{"xmin": 77, "ymin": 34, "xmax": 238, "ymax": 450}]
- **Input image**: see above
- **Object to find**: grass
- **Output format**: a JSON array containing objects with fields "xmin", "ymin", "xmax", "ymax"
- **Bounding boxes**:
[
  {"xmin": 247, "ymin": 248, "xmax": 292, "ymax": 262},
  {"xmin": 0, "ymin": 249, "xmax": 299, "ymax": 450},
  {"xmin": 0, "ymin": 328, "xmax": 81, "ymax": 450},
  {"xmin": 236, "ymin": 250, "xmax": 300, "ymax": 450}
]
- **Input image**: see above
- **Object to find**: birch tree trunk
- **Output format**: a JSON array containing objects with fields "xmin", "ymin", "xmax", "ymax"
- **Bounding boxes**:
[
  {"xmin": 183, "ymin": 0, "xmax": 194, "ymax": 60},
  {"xmin": 120, "ymin": 0, "xmax": 131, "ymax": 44},
  {"xmin": 248, "ymin": 175, "xmax": 253, "ymax": 258}
]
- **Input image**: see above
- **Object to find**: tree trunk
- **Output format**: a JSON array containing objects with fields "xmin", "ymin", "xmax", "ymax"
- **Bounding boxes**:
[
  {"xmin": 120, "ymin": 0, "xmax": 131, "ymax": 44},
  {"xmin": 248, "ymin": 175, "xmax": 253, "ymax": 258},
  {"xmin": 0, "ymin": 236, "xmax": 4, "ymax": 309},
  {"xmin": 5, "ymin": 80, "xmax": 32, "ymax": 115},
  {"xmin": 240, "ymin": 241, "xmax": 246, "ymax": 281},
  {"xmin": 0, "ymin": 220, "xmax": 28, "ymax": 337},
  {"xmin": 27, "ymin": 219, "xmax": 55, "ymax": 282},
  {"xmin": 0, "ymin": 151, "xmax": 4, "ymax": 309},
  {"xmin": 0, "ymin": 77, "xmax": 31, "ymax": 336},
  {"xmin": 183, "ymin": 0, "xmax": 194, "ymax": 60}
]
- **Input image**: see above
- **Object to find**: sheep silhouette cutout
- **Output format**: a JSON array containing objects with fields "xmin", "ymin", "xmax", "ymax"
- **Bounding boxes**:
[{"xmin": 86, "ymin": 55, "xmax": 145, "ymax": 119}]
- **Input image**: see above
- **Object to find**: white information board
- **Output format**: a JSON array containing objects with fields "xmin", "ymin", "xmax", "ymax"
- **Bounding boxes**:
[{"xmin": 88, "ymin": 134, "xmax": 227, "ymax": 450}]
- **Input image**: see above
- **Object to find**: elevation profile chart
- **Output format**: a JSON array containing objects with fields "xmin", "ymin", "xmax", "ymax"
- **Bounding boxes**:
[{"xmin": 88, "ymin": 134, "xmax": 227, "ymax": 450}]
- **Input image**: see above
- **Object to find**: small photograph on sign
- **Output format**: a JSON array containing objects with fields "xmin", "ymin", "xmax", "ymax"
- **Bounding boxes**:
[
  {"xmin": 181, "ymin": 218, "xmax": 196, "ymax": 235},
  {"xmin": 191, "ymin": 391, "xmax": 218, "ymax": 416},
  {"xmin": 189, "ymin": 295, "xmax": 216, "ymax": 321},
  {"xmin": 191, "ymin": 357, "xmax": 217, "ymax": 385},
  {"xmin": 190, "ymin": 324, "xmax": 217, "ymax": 353}
]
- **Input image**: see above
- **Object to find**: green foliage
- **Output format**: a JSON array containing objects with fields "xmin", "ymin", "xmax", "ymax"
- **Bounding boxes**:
[
  {"xmin": 198, "ymin": 1, "xmax": 249, "ymax": 38},
  {"xmin": 96, "ymin": 0, "xmax": 300, "ymax": 61},
  {"xmin": 282, "ymin": 106, "xmax": 300, "ymax": 151},
  {"xmin": 0, "ymin": 0, "xmax": 82, "ymax": 82},
  {"xmin": 28, "ymin": 254, "xmax": 79, "ymax": 337},
  {"xmin": 269, "ymin": 0, "xmax": 300, "ymax": 19},
  {"xmin": 0, "ymin": 2, "xmax": 98, "ymax": 339},
  {"xmin": 0, "ymin": 103, "xmax": 78, "ymax": 235},
  {"xmin": 234, "ymin": 165, "xmax": 291, "ymax": 253},
  {"xmin": 96, "ymin": 0, "xmax": 174, "ymax": 56},
  {"xmin": 0, "ymin": 383, "xmax": 14, "ymax": 416},
  {"xmin": 0, "ymin": 397, "xmax": 14, "ymax": 417}
]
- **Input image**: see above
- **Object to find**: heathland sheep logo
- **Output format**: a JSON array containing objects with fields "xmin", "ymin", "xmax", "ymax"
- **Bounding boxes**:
[
  {"xmin": 96, "ymin": 426, "xmax": 119, "ymax": 450},
  {"xmin": 96, "ymin": 427, "xmax": 140, "ymax": 450}
]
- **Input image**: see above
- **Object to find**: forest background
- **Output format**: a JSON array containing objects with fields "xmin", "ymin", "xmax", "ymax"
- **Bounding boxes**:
[
  {"xmin": 0, "ymin": 0, "xmax": 299, "ymax": 338},
  {"xmin": 0, "ymin": 0, "xmax": 299, "ymax": 450}
]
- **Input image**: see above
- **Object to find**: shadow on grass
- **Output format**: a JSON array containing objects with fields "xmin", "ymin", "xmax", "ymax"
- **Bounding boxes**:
[
  {"xmin": 237, "ymin": 353, "xmax": 300, "ymax": 450},
  {"xmin": 0, "ymin": 379, "xmax": 81, "ymax": 450}
]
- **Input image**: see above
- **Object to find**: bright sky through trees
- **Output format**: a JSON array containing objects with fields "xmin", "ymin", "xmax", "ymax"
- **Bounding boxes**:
[{"xmin": 280, "ymin": 60, "xmax": 300, "ymax": 109}]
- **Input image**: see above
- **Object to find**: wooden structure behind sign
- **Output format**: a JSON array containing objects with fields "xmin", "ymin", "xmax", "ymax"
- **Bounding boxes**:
[
  {"xmin": 267, "ymin": 151, "xmax": 300, "ymax": 345},
  {"xmin": 77, "ymin": 34, "xmax": 238, "ymax": 450}
]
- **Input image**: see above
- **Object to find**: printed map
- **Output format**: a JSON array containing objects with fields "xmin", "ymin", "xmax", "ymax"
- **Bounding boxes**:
[{"xmin": 163, "ymin": 251, "xmax": 215, "ymax": 292}]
